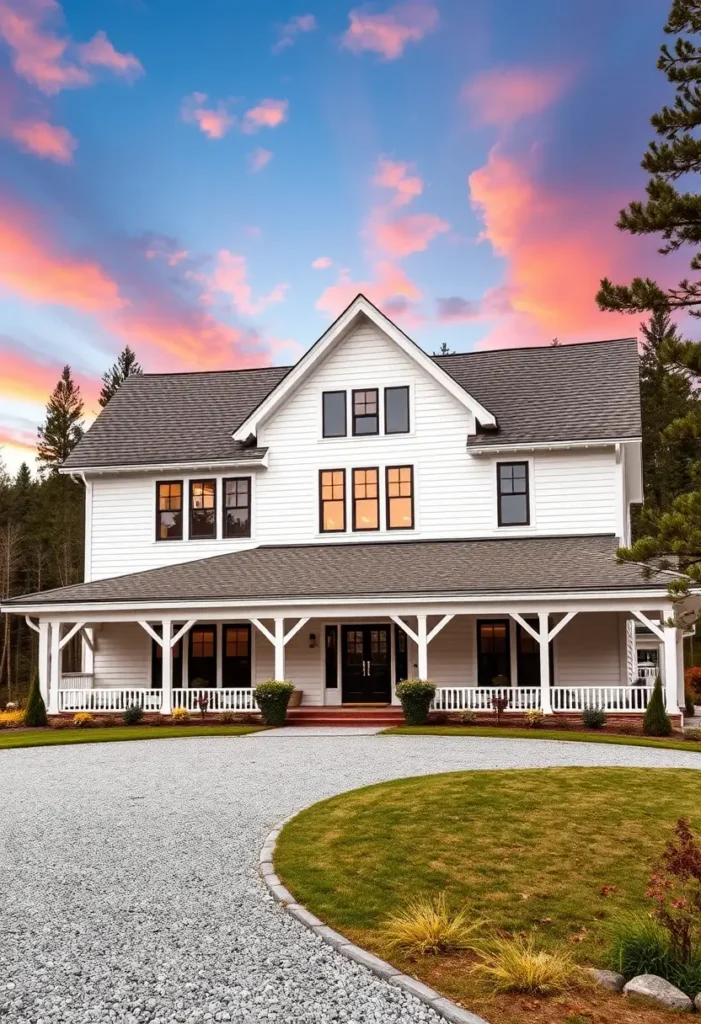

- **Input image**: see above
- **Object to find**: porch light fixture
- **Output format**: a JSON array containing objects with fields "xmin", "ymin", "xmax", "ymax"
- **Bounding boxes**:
[{"xmin": 309, "ymin": 633, "xmax": 317, "ymax": 648}]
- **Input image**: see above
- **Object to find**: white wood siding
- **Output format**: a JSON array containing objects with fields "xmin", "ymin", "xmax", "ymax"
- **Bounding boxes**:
[
  {"xmin": 93, "ymin": 623, "xmax": 149, "ymax": 688},
  {"xmin": 554, "ymin": 612, "xmax": 623, "ymax": 687}
]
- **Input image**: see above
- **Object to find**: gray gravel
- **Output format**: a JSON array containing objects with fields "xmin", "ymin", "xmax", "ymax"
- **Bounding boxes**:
[{"xmin": 1, "ymin": 732, "xmax": 700, "ymax": 1024}]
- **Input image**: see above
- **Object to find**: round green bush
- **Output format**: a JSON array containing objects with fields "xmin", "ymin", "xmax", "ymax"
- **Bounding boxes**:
[
  {"xmin": 253, "ymin": 680, "xmax": 295, "ymax": 726},
  {"xmin": 122, "ymin": 703, "xmax": 144, "ymax": 726},
  {"xmin": 396, "ymin": 679, "xmax": 436, "ymax": 726},
  {"xmin": 581, "ymin": 704, "xmax": 606, "ymax": 729}
]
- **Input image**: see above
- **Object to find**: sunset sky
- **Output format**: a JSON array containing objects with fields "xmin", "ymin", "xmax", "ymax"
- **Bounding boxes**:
[{"xmin": 0, "ymin": 0, "xmax": 677, "ymax": 471}]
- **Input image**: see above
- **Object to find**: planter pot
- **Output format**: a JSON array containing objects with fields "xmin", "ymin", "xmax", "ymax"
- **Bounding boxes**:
[{"xmin": 288, "ymin": 689, "xmax": 303, "ymax": 708}]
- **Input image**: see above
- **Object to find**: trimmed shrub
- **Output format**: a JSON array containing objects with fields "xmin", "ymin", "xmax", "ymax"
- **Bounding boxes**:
[
  {"xmin": 253, "ymin": 680, "xmax": 295, "ymax": 726},
  {"xmin": 581, "ymin": 705, "xmax": 606, "ymax": 730},
  {"xmin": 524, "ymin": 709, "xmax": 545, "ymax": 729},
  {"xmin": 171, "ymin": 707, "xmax": 189, "ymax": 722},
  {"xmin": 220, "ymin": 711, "xmax": 237, "ymax": 724},
  {"xmin": 471, "ymin": 934, "xmax": 580, "ymax": 994},
  {"xmin": 684, "ymin": 727, "xmax": 701, "ymax": 742},
  {"xmin": 396, "ymin": 679, "xmax": 436, "ymax": 726},
  {"xmin": 23, "ymin": 674, "xmax": 47, "ymax": 728},
  {"xmin": 383, "ymin": 893, "xmax": 484, "ymax": 955},
  {"xmin": 459, "ymin": 710, "xmax": 478, "ymax": 726},
  {"xmin": 72, "ymin": 712, "xmax": 94, "ymax": 728},
  {"xmin": 643, "ymin": 675, "xmax": 672, "ymax": 736},
  {"xmin": 122, "ymin": 704, "xmax": 144, "ymax": 726}
]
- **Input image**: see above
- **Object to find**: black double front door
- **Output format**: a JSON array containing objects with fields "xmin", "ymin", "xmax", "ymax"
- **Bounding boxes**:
[{"xmin": 341, "ymin": 625, "xmax": 391, "ymax": 703}]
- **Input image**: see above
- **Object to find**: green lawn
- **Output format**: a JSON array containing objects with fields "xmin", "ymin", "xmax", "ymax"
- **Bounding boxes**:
[
  {"xmin": 276, "ymin": 768, "xmax": 701, "ymax": 1024},
  {"xmin": 0, "ymin": 724, "xmax": 267, "ymax": 749},
  {"xmin": 384, "ymin": 723, "xmax": 701, "ymax": 753}
]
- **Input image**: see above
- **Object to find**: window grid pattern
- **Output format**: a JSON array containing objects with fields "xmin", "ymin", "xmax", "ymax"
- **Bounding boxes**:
[
  {"xmin": 224, "ymin": 477, "xmax": 251, "ymax": 538},
  {"xmin": 157, "ymin": 482, "xmax": 183, "ymax": 540},
  {"xmin": 191, "ymin": 630, "xmax": 215, "ymax": 659},
  {"xmin": 320, "ymin": 469, "xmax": 346, "ymax": 532},
  {"xmin": 190, "ymin": 480, "xmax": 216, "ymax": 539},
  {"xmin": 225, "ymin": 627, "xmax": 249, "ymax": 658},
  {"xmin": 352, "ymin": 389, "xmax": 379, "ymax": 435},
  {"xmin": 353, "ymin": 467, "xmax": 379, "ymax": 531},
  {"xmin": 497, "ymin": 462, "xmax": 529, "ymax": 526},
  {"xmin": 386, "ymin": 466, "xmax": 414, "ymax": 529}
]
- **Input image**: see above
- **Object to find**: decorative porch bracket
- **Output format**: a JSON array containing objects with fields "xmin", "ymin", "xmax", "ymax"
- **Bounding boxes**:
[
  {"xmin": 390, "ymin": 614, "xmax": 454, "ymax": 679},
  {"xmin": 631, "ymin": 609, "xmax": 664, "ymax": 641},
  {"xmin": 58, "ymin": 621, "xmax": 86, "ymax": 651},
  {"xmin": 250, "ymin": 617, "xmax": 310, "ymax": 680},
  {"xmin": 509, "ymin": 611, "xmax": 577, "ymax": 715}
]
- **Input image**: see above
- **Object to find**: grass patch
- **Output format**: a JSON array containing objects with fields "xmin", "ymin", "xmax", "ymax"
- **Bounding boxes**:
[
  {"xmin": 0, "ymin": 724, "xmax": 266, "ymax": 749},
  {"xmin": 384, "ymin": 724, "xmax": 700, "ymax": 753},
  {"xmin": 276, "ymin": 768, "xmax": 701, "ymax": 1024}
]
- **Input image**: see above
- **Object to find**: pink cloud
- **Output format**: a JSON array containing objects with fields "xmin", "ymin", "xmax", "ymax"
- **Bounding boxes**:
[
  {"xmin": 77, "ymin": 30, "xmax": 143, "ymax": 80},
  {"xmin": 209, "ymin": 250, "xmax": 289, "ymax": 316},
  {"xmin": 273, "ymin": 13, "xmax": 317, "ymax": 54},
  {"xmin": 181, "ymin": 92, "xmax": 235, "ymax": 139},
  {"xmin": 462, "ymin": 65, "xmax": 571, "ymax": 127},
  {"xmin": 242, "ymin": 98, "xmax": 288, "ymax": 133},
  {"xmin": 7, "ymin": 117, "xmax": 76, "ymax": 162},
  {"xmin": 341, "ymin": 2, "xmax": 438, "ymax": 60},
  {"xmin": 312, "ymin": 256, "xmax": 333, "ymax": 269},
  {"xmin": 316, "ymin": 260, "xmax": 421, "ymax": 317},
  {"xmin": 373, "ymin": 157, "xmax": 422, "ymax": 207},
  {"xmin": 248, "ymin": 147, "xmax": 272, "ymax": 172},
  {"xmin": 371, "ymin": 212, "xmax": 449, "ymax": 256}
]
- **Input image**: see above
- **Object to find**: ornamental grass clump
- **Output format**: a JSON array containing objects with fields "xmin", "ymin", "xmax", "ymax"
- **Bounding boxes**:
[
  {"xmin": 23, "ymin": 674, "xmax": 47, "ymax": 728},
  {"xmin": 171, "ymin": 706, "xmax": 190, "ymax": 722},
  {"xmin": 253, "ymin": 680, "xmax": 295, "ymax": 726},
  {"xmin": 383, "ymin": 893, "xmax": 484, "ymax": 956},
  {"xmin": 471, "ymin": 934, "xmax": 581, "ymax": 994},
  {"xmin": 396, "ymin": 679, "xmax": 436, "ymax": 726},
  {"xmin": 643, "ymin": 675, "xmax": 672, "ymax": 736}
]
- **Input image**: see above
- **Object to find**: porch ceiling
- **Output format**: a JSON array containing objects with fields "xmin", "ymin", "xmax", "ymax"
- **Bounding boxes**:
[{"xmin": 3, "ymin": 535, "xmax": 682, "ymax": 609}]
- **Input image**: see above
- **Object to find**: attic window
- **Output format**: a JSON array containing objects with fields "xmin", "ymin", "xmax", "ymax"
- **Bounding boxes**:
[
  {"xmin": 352, "ymin": 389, "xmax": 379, "ymax": 436},
  {"xmin": 322, "ymin": 391, "xmax": 346, "ymax": 438}
]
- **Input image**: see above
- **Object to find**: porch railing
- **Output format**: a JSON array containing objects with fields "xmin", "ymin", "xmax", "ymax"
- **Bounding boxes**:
[
  {"xmin": 60, "ymin": 672, "xmax": 94, "ymax": 688},
  {"xmin": 172, "ymin": 688, "xmax": 259, "ymax": 712},
  {"xmin": 58, "ymin": 689, "xmax": 163, "ymax": 712},
  {"xmin": 551, "ymin": 686, "xmax": 652, "ymax": 712},
  {"xmin": 636, "ymin": 664, "xmax": 658, "ymax": 682},
  {"xmin": 432, "ymin": 687, "xmax": 541, "ymax": 712}
]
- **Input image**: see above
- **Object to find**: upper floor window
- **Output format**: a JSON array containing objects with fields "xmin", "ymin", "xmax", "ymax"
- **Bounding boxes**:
[
  {"xmin": 386, "ymin": 466, "xmax": 414, "ymax": 529},
  {"xmin": 352, "ymin": 389, "xmax": 379, "ymax": 436},
  {"xmin": 223, "ymin": 477, "xmax": 251, "ymax": 538},
  {"xmin": 384, "ymin": 386, "xmax": 410, "ymax": 434},
  {"xmin": 156, "ymin": 481, "xmax": 183, "ymax": 541},
  {"xmin": 352, "ymin": 468, "xmax": 379, "ymax": 531},
  {"xmin": 322, "ymin": 391, "xmax": 347, "ymax": 438},
  {"xmin": 190, "ymin": 480, "xmax": 216, "ymax": 539},
  {"xmin": 320, "ymin": 469, "xmax": 346, "ymax": 532},
  {"xmin": 497, "ymin": 462, "xmax": 529, "ymax": 526}
]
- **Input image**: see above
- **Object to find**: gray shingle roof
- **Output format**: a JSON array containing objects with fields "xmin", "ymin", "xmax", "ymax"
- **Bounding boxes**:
[
  {"xmin": 63, "ymin": 333, "xmax": 640, "ymax": 470},
  {"xmin": 5, "ymin": 536, "xmax": 672, "ymax": 608},
  {"xmin": 435, "ymin": 338, "xmax": 641, "ymax": 447}
]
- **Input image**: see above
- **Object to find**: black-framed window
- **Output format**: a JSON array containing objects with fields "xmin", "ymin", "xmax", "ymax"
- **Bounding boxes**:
[
  {"xmin": 223, "ymin": 477, "xmax": 251, "ymax": 538},
  {"xmin": 477, "ymin": 619, "xmax": 511, "ymax": 686},
  {"xmin": 156, "ymin": 481, "xmax": 183, "ymax": 541},
  {"xmin": 384, "ymin": 386, "xmax": 410, "ymax": 434},
  {"xmin": 325, "ymin": 625, "xmax": 338, "ymax": 689},
  {"xmin": 497, "ymin": 462, "xmax": 529, "ymax": 526},
  {"xmin": 322, "ymin": 391, "xmax": 346, "ymax": 438},
  {"xmin": 352, "ymin": 467, "xmax": 379, "ymax": 531},
  {"xmin": 394, "ymin": 624, "xmax": 408, "ymax": 683},
  {"xmin": 190, "ymin": 479, "xmax": 216, "ymax": 539},
  {"xmin": 320, "ymin": 469, "xmax": 346, "ymax": 532},
  {"xmin": 352, "ymin": 388, "xmax": 379, "ymax": 435},
  {"xmin": 386, "ymin": 465, "xmax": 414, "ymax": 529}
]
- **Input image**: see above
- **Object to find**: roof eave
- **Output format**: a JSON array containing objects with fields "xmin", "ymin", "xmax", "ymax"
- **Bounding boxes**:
[{"xmin": 59, "ymin": 452, "xmax": 270, "ymax": 475}]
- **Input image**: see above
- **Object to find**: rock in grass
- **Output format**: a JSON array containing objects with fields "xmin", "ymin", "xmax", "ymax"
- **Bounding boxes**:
[
  {"xmin": 585, "ymin": 967, "xmax": 625, "ymax": 991},
  {"xmin": 695, "ymin": 992, "xmax": 701, "ymax": 1011},
  {"xmin": 623, "ymin": 974, "xmax": 692, "ymax": 1011}
]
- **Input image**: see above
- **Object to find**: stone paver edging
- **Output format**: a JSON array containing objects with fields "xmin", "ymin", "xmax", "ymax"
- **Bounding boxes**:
[{"xmin": 259, "ymin": 814, "xmax": 490, "ymax": 1024}]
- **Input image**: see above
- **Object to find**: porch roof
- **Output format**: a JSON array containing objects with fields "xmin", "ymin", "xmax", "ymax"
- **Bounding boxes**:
[{"xmin": 4, "ymin": 535, "xmax": 679, "ymax": 609}]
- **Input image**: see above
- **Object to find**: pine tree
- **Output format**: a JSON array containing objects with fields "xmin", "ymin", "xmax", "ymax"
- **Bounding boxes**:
[
  {"xmin": 23, "ymin": 672, "xmax": 47, "ymax": 727},
  {"xmin": 37, "ymin": 366, "xmax": 84, "ymax": 474},
  {"xmin": 643, "ymin": 675, "xmax": 673, "ymax": 735},
  {"xmin": 99, "ymin": 346, "xmax": 142, "ymax": 407},
  {"xmin": 597, "ymin": 0, "xmax": 701, "ymax": 317},
  {"xmin": 434, "ymin": 342, "xmax": 455, "ymax": 355}
]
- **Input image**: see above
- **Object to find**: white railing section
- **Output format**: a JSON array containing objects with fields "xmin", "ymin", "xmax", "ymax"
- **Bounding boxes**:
[
  {"xmin": 432, "ymin": 687, "xmax": 541, "ymax": 712},
  {"xmin": 551, "ymin": 686, "xmax": 652, "ymax": 712},
  {"xmin": 60, "ymin": 673, "xmax": 94, "ymax": 688},
  {"xmin": 58, "ymin": 689, "xmax": 163, "ymax": 712},
  {"xmin": 635, "ymin": 664, "xmax": 658, "ymax": 682},
  {"xmin": 171, "ymin": 688, "xmax": 259, "ymax": 712}
]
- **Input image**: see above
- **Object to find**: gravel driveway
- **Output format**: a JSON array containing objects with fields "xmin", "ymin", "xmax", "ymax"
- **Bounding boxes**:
[{"xmin": 2, "ymin": 732, "xmax": 700, "ymax": 1024}]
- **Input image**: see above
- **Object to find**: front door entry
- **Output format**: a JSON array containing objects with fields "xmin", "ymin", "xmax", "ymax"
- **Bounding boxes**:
[
  {"xmin": 341, "ymin": 625, "xmax": 391, "ymax": 703},
  {"xmin": 189, "ymin": 625, "xmax": 216, "ymax": 687}
]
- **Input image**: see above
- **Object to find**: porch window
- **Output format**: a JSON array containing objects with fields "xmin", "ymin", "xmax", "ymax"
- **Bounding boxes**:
[
  {"xmin": 384, "ymin": 386, "xmax": 410, "ymax": 434},
  {"xmin": 320, "ymin": 469, "xmax": 346, "ymax": 532},
  {"xmin": 497, "ymin": 462, "xmax": 529, "ymax": 526},
  {"xmin": 190, "ymin": 480, "xmax": 216, "ymax": 539},
  {"xmin": 394, "ymin": 624, "xmax": 408, "ymax": 683},
  {"xmin": 223, "ymin": 477, "xmax": 251, "ymax": 538},
  {"xmin": 386, "ymin": 466, "xmax": 414, "ymax": 529},
  {"xmin": 352, "ymin": 468, "xmax": 379, "ymax": 530},
  {"xmin": 322, "ymin": 391, "xmax": 346, "ymax": 438},
  {"xmin": 325, "ymin": 625, "xmax": 338, "ymax": 689},
  {"xmin": 156, "ymin": 481, "xmax": 183, "ymax": 541},
  {"xmin": 477, "ymin": 619, "xmax": 510, "ymax": 686},
  {"xmin": 352, "ymin": 389, "xmax": 379, "ymax": 435}
]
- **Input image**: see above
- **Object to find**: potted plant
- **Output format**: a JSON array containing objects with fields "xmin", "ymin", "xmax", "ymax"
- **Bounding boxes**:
[
  {"xmin": 253, "ymin": 680, "xmax": 295, "ymax": 726},
  {"xmin": 396, "ymin": 679, "xmax": 436, "ymax": 726}
]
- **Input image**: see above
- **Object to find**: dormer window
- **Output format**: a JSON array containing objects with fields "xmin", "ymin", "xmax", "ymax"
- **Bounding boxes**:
[
  {"xmin": 352, "ymin": 389, "xmax": 379, "ymax": 436},
  {"xmin": 322, "ymin": 391, "xmax": 346, "ymax": 438}
]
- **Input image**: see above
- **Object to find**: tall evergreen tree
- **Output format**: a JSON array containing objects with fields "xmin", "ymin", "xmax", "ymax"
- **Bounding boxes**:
[
  {"xmin": 597, "ymin": 0, "xmax": 701, "ymax": 317},
  {"xmin": 99, "ymin": 346, "xmax": 142, "ymax": 407},
  {"xmin": 37, "ymin": 366, "xmax": 84, "ymax": 474}
]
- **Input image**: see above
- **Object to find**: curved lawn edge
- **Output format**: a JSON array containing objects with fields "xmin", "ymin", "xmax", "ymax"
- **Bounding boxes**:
[
  {"xmin": 0, "ymin": 724, "xmax": 268, "ymax": 750},
  {"xmin": 383, "ymin": 724, "xmax": 700, "ymax": 752},
  {"xmin": 260, "ymin": 812, "xmax": 490, "ymax": 1024}
]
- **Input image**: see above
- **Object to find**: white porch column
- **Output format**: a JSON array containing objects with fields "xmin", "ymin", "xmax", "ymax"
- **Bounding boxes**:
[
  {"xmin": 161, "ymin": 619, "xmax": 173, "ymax": 715},
  {"xmin": 417, "ymin": 615, "xmax": 428, "ymax": 679},
  {"xmin": 538, "ymin": 612, "xmax": 552, "ymax": 714},
  {"xmin": 38, "ymin": 619, "xmax": 50, "ymax": 706},
  {"xmin": 663, "ymin": 625, "xmax": 681, "ymax": 714},
  {"xmin": 48, "ymin": 621, "xmax": 60, "ymax": 715},
  {"xmin": 82, "ymin": 629, "xmax": 95, "ymax": 677},
  {"xmin": 274, "ymin": 617, "xmax": 285, "ymax": 680}
]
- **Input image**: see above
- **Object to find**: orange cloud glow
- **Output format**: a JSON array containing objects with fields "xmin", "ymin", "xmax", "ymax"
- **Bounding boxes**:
[
  {"xmin": 341, "ymin": 2, "xmax": 438, "ymax": 60},
  {"xmin": 0, "ymin": 425, "xmax": 36, "ymax": 459},
  {"xmin": 9, "ymin": 117, "xmax": 76, "ymax": 162},
  {"xmin": 248, "ymin": 147, "xmax": 272, "ymax": 172},
  {"xmin": 371, "ymin": 212, "xmax": 449, "ymax": 256},
  {"xmin": 373, "ymin": 157, "xmax": 422, "ymax": 207},
  {"xmin": 181, "ymin": 92, "xmax": 235, "ymax": 139},
  {"xmin": 0, "ymin": 346, "xmax": 99, "ymax": 407},
  {"xmin": 462, "ymin": 66, "xmax": 570, "ymax": 127},
  {"xmin": 316, "ymin": 260, "xmax": 421, "ymax": 317},
  {"xmin": 242, "ymin": 98, "xmax": 288, "ymax": 133}
]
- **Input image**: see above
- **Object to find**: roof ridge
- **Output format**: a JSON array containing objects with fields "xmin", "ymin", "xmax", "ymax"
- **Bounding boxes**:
[{"xmin": 432, "ymin": 337, "xmax": 638, "ymax": 359}]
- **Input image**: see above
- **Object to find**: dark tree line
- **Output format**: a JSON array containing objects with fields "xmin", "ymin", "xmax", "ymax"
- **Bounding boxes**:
[{"xmin": 0, "ymin": 347, "xmax": 142, "ymax": 705}]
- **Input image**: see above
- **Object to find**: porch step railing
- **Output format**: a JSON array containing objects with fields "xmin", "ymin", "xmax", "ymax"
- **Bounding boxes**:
[
  {"xmin": 58, "ymin": 689, "xmax": 163, "ymax": 712},
  {"xmin": 432, "ymin": 687, "xmax": 541, "ymax": 712},
  {"xmin": 551, "ymin": 686, "xmax": 652, "ymax": 712},
  {"xmin": 172, "ymin": 688, "xmax": 259, "ymax": 712}
]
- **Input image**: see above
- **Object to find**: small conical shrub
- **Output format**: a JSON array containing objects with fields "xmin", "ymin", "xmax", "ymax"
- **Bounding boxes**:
[
  {"xmin": 643, "ymin": 675, "xmax": 672, "ymax": 737},
  {"xmin": 23, "ymin": 673, "xmax": 48, "ymax": 728}
]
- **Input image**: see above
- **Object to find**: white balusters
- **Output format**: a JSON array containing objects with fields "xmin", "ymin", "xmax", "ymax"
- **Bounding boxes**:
[
  {"xmin": 550, "ymin": 686, "xmax": 652, "ymax": 712},
  {"xmin": 171, "ymin": 688, "xmax": 259, "ymax": 712},
  {"xmin": 432, "ymin": 686, "xmax": 652, "ymax": 714}
]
